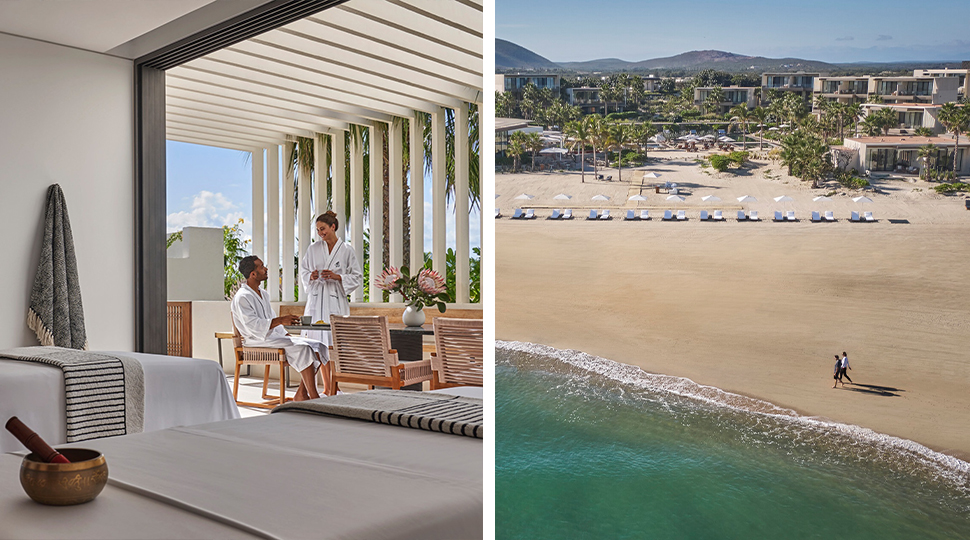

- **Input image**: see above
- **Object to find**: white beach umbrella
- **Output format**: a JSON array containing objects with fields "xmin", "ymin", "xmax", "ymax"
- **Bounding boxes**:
[
  {"xmin": 514, "ymin": 193, "xmax": 534, "ymax": 200},
  {"xmin": 852, "ymin": 196, "xmax": 873, "ymax": 204},
  {"xmin": 779, "ymin": 123, "xmax": 790, "ymax": 128},
  {"xmin": 701, "ymin": 134, "xmax": 716, "ymax": 140},
  {"xmin": 628, "ymin": 194, "xmax": 648, "ymax": 201},
  {"xmin": 591, "ymin": 194, "xmax": 611, "ymax": 201},
  {"xmin": 701, "ymin": 195, "xmax": 721, "ymax": 203},
  {"xmin": 553, "ymin": 193, "xmax": 572, "ymax": 200},
  {"xmin": 812, "ymin": 196, "xmax": 832, "ymax": 203},
  {"xmin": 666, "ymin": 194, "xmax": 685, "ymax": 202},
  {"xmin": 718, "ymin": 136, "xmax": 735, "ymax": 142},
  {"xmin": 736, "ymin": 195, "xmax": 757, "ymax": 203},
  {"xmin": 768, "ymin": 127, "xmax": 780, "ymax": 131},
  {"xmin": 644, "ymin": 172, "xmax": 661, "ymax": 179},
  {"xmin": 539, "ymin": 147, "xmax": 569, "ymax": 154},
  {"xmin": 773, "ymin": 195, "xmax": 794, "ymax": 203}
]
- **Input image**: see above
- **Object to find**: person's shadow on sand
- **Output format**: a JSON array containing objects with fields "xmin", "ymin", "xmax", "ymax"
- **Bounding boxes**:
[{"xmin": 842, "ymin": 383, "xmax": 904, "ymax": 397}]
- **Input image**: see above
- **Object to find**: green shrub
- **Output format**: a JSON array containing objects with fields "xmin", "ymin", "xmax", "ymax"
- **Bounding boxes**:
[
  {"xmin": 836, "ymin": 171, "xmax": 869, "ymax": 189},
  {"xmin": 727, "ymin": 151, "xmax": 749, "ymax": 167},
  {"xmin": 709, "ymin": 154, "xmax": 731, "ymax": 172},
  {"xmin": 934, "ymin": 182, "xmax": 970, "ymax": 194}
]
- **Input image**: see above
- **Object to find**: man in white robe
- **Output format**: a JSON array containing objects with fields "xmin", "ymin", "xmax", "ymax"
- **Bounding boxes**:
[{"xmin": 231, "ymin": 256, "xmax": 331, "ymax": 400}]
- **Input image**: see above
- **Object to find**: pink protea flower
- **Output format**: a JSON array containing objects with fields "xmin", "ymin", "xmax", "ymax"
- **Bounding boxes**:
[
  {"xmin": 416, "ymin": 269, "xmax": 447, "ymax": 295},
  {"xmin": 375, "ymin": 267, "xmax": 403, "ymax": 291}
]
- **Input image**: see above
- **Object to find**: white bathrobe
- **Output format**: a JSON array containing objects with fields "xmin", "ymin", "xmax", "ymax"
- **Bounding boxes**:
[
  {"xmin": 230, "ymin": 284, "xmax": 327, "ymax": 371},
  {"xmin": 300, "ymin": 239, "xmax": 363, "ymax": 345}
]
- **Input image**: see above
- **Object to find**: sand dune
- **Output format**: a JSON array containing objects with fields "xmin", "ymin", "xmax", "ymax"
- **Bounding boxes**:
[{"xmin": 496, "ymin": 155, "xmax": 970, "ymax": 460}]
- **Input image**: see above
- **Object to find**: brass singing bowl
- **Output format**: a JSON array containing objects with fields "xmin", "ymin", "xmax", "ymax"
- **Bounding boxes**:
[{"xmin": 20, "ymin": 449, "xmax": 108, "ymax": 505}]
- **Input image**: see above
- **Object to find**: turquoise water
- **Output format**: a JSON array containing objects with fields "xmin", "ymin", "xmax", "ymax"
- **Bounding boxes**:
[{"xmin": 496, "ymin": 341, "xmax": 970, "ymax": 540}]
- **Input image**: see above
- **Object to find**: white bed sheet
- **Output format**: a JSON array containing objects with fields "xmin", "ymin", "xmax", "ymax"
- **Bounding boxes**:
[
  {"xmin": 0, "ymin": 409, "xmax": 482, "ymax": 539},
  {"xmin": 0, "ymin": 351, "xmax": 239, "ymax": 453}
]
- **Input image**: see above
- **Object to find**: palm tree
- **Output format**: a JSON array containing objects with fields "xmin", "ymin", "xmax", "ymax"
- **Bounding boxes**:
[
  {"xmin": 918, "ymin": 143, "xmax": 939, "ymax": 178},
  {"xmin": 631, "ymin": 122, "xmax": 657, "ymax": 160},
  {"xmin": 605, "ymin": 122, "xmax": 632, "ymax": 182},
  {"xmin": 507, "ymin": 130, "xmax": 527, "ymax": 172},
  {"xmin": 705, "ymin": 86, "xmax": 725, "ymax": 115},
  {"xmin": 938, "ymin": 102, "xmax": 969, "ymax": 174},
  {"xmin": 729, "ymin": 104, "xmax": 752, "ymax": 150},
  {"xmin": 780, "ymin": 130, "xmax": 831, "ymax": 188},
  {"xmin": 584, "ymin": 114, "xmax": 604, "ymax": 177},
  {"xmin": 564, "ymin": 120, "xmax": 590, "ymax": 183},
  {"xmin": 524, "ymin": 132, "xmax": 544, "ymax": 172},
  {"xmin": 752, "ymin": 107, "xmax": 770, "ymax": 151}
]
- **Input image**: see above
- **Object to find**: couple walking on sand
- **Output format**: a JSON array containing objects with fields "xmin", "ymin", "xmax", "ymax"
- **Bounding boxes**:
[{"xmin": 833, "ymin": 352, "xmax": 852, "ymax": 388}]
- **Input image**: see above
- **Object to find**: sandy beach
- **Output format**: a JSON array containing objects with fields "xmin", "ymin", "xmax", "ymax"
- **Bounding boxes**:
[{"xmin": 496, "ymin": 151, "xmax": 970, "ymax": 460}]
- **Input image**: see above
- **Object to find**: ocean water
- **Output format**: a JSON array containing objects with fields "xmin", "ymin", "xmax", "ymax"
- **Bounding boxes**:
[{"xmin": 496, "ymin": 341, "xmax": 970, "ymax": 540}]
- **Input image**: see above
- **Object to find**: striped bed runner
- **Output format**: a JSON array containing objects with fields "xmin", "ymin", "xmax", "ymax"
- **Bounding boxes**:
[
  {"xmin": 0, "ymin": 346, "xmax": 144, "ymax": 442},
  {"xmin": 274, "ymin": 390, "xmax": 483, "ymax": 438}
]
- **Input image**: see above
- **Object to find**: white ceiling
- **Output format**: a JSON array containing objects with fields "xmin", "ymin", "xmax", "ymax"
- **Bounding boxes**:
[
  {"xmin": 166, "ymin": 0, "xmax": 484, "ymax": 151},
  {"xmin": 0, "ymin": 0, "xmax": 220, "ymax": 54}
]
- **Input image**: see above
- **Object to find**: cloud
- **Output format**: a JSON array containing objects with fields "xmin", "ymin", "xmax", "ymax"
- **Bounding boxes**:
[
  {"xmin": 876, "ymin": 35, "xmax": 893, "ymax": 41},
  {"xmin": 835, "ymin": 36, "xmax": 854, "ymax": 42},
  {"xmin": 166, "ymin": 191, "xmax": 245, "ymax": 234}
]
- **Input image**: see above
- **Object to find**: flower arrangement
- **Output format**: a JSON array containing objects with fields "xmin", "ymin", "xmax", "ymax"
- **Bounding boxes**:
[{"xmin": 376, "ymin": 266, "xmax": 450, "ymax": 312}]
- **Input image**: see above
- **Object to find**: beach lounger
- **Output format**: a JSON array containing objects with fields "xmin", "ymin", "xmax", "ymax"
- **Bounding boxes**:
[
  {"xmin": 864, "ymin": 211, "xmax": 875, "ymax": 222},
  {"xmin": 625, "ymin": 209, "xmax": 637, "ymax": 220},
  {"xmin": 606, "ymin": 175, "xmax": 613, "ymax": 181},
  {"xmin": 524, "ymin": 209, "xmax": 535, "ymax": 220},
  {"xmin": 599, "ymin": 209, "xmax": 611, "ymax": 220},
  {"xmin": 811, "ymin": 211, "xmax": 822, "ymax": 222},
  {"xmin": 639, "ymin": 210, "xmax": 650, "ymax": 220},
  {"xmin": 700, "ymin": 210, "xmax": 710, "ymax": 221},
  {"xmin": 786, "ymin": 210, "xmax": 796, "ymax": 221},
  {"xmin": 737, "ymin": 210, "xmax": 747, "ymax": 221},
  {"xmin": 587, "ymin": 209, "xmax": 598, "ymax": 220},
  {"xmin": 713, "ymin": 210, "xmax": 724, "ymax": 221},
  {"xmin": 850, "ymin": 211, "xmax": 860, "ymax": 222},
  {"xmin": 676, "ymin": 210, "xmax": 687, "ymax": 221},
  {"xmin": 663, "ymin": 210, "xmax": 674, "ymax": 221},
  {"xmin": 512, "ymin": 208, "xmax": 523, "ymax": 219},
  {"xmin": 773, "ymin": 211, "xmax": 784, "ymax": 222},
  {"xmin": 563, "ymin": 209, "xmax": 573, "ymax": 220},
  {"xmin": 548, "ymin": 209, "xmax": 561, "ymax": 220},
  {"xmin": 495, "ymin": 208, "xmax": 501, "ymax": 219},
  {"xmin": 749, "ymin": 211, "xmax": 760, "ymax": 221},
  {"xmin": 824, "ymin": 211, "xmax": 836, "ymax": 222}
]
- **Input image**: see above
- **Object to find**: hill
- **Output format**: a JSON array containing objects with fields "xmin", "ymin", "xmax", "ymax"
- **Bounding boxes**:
[{"xmin": 496, "ymin": 38, "xmax": 559, "ymax": 70}]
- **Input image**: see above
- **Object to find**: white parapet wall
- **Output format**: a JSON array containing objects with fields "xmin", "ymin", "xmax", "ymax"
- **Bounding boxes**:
[{"xmin": 167, "ymin": 227, "xmax": 225, "ymax": 302}]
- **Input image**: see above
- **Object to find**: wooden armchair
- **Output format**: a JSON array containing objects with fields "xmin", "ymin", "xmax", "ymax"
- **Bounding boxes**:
[
  {"xmin": 329, "ymin": 315, "xmax": 432, "ymax": 393},
  {"xmin": 430, "ymin": 318, "xmax": 484, "ymax": 390},
  {"xmin": 231, "ymin": 323, "xmax": 292, "ymax": 409}
]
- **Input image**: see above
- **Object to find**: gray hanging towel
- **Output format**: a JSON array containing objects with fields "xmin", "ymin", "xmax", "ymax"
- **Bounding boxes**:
[{"xmin": 27, "ymin": 184, "xmax": 88, "ymax": 349}]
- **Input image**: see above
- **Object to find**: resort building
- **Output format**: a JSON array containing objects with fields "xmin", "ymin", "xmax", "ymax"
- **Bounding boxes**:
[
  {"xmin": 495, "ymin": 117, "xmax": 532, "ymax": 155},
  {"xmin": 496, "ymin": 73, "xmax": 561, "ymax": 97},
  {"xmin": 841, "ymin": 136, "xmax": 968, "ymax": 174},
  {"xmin": 565, "ymin": 87, "xmax": 604, "ymax": 114},
  {"xmin": 693, "ymin": 86, "xmax": 759, "ymax": 114},
  {"xmin": 761, "ymin": 72, "xmax": 820, "ymax": 104},
  {"xmin": 642, "ymin": 75, "xmax": 662, "ymax": 92},
  {"xmin": 814, "ymin": 75, "xmax": 960, "ymax": 108},
  {"xmin": 912, "ymin": 68, "xmax": 968, "ymax": 98},
  {"xmin": 859, "ymin": 103, "xmax": 946, "ymax": 134}
]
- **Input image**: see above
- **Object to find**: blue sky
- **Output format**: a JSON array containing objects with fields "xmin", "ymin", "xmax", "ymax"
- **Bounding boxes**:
[
  {"xmin": 497, "ymin": 0, "xmax": 970, "ymax": 64},
  {"xmin": 166, "ymin": 141, "xmax": 482, "ymax": 259}
]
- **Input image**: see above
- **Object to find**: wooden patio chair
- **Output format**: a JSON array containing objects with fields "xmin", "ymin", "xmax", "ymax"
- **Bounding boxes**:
[
  {"xmin": 430, "ymin": 318, "xmax": 484, "ymax": 390},
  {"xmin": 329, "ymin": 315, "xmax": 432, "ymax": 393},
  {"xmin": 231, "ymin": 322, "xmax": 292, "ymax": 409}
]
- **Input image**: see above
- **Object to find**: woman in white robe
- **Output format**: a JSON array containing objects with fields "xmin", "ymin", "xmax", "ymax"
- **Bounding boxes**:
[{"xmin": 300, "ymin": 211, "xmax": 363, "ymax": 346}]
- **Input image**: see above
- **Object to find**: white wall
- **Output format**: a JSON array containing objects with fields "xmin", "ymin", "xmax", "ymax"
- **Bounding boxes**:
[
  {"xmin": 167, "ymin": 227, "xmax": 224, "ymax": 301},
  {"xmin": 0, "ymin": 33, "xmax": 134, "ymax": 349}
]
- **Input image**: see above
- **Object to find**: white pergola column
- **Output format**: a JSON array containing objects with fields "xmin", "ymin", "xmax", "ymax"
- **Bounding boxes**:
[
  {"xmin": 455, "ymin": 104, "xmax": 470, "ymax": 303},
  {"xmin": 349, "ymin": 129, "xmax": 364, "ymax": 302},
  {"xmin": 369, "ymin": 124, "xmax": 384, "ymax": 302},
  {"xmin": 409, "ymin": 115, "xmax": 424, "ymax": 271},
  {"xmin": 477, "ymin": 103, "xmax": 483, "ymax": 271},
  {"xmin": 431, "ymin": 108, "xmax": 446, "ymax": 278},
  {"xmin": 388, "ymin": 119, "xmax": 404, "ymax": 303},
  {"xmin": 314, "ymin": 134, "xmax": 328, "ymax": 216},
  {"xmin": 297, "ymin": 142, "xmax": 311, "ymax": 302},
  {"xmin": 283, "ymin": 141, "xmax": 296, "ymax": 303},
  {"xmin": 252, "ymin": 148, "xmax": 264, "ymax": 264},
  {"xmin": 331, "ymin": 132, "xmax": 346, "ymax": 242},
  {"xmin": 267, "ymin": 145, "xmax": 280, "ymax": 301}
]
